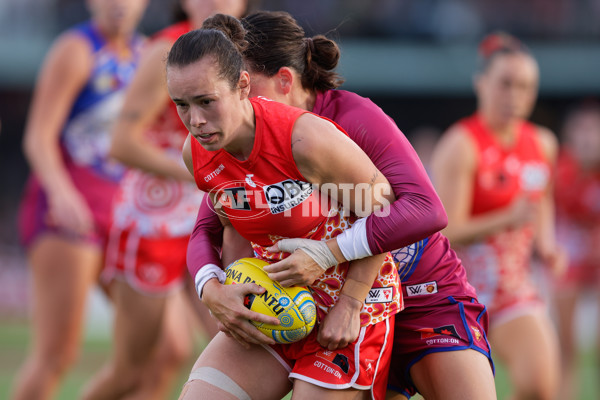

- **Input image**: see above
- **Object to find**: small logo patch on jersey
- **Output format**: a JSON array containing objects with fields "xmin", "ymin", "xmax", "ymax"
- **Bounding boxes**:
[
  {"xmin": 245, "ymin": 174, "xmax": 257, "ymax": 188},
  {"xmin": 471, "ymin": 326, "xmax": 482, "ymax": 341},
  {"xmin": 204, "ymin": 164, "xmax": 225, "ymax": 182},
  {"xmin": 263, "ymin": 179, "xmax": 313, "ymax": 214},
  {"xmin": 520, "ymin": 161, "xmax": 550, "ymax": 191},
  {"xmin": 418, "ymin": 324, "xmax": 461, "ymax": 340},
  {"xmin": 406, "ymin": 281, "xmax": 438, "ymax": 296},
  {"xmin": 365, "ymin": 287, "xmax": 393, "ymax": 304},
  {"xmin": 316, "ymin": 350, "xmax": 349, "ymax": 374}
]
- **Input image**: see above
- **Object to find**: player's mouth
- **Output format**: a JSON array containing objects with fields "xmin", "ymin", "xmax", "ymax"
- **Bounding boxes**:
[{"xmin": 194, "ymin": 132, "xmax": 219, "ymax": 144}]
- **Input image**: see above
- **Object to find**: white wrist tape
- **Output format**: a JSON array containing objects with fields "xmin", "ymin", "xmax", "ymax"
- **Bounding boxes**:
[
  {"xmin": 195, "ymin": 264, "xmax": 226, "ymax": 300},
  {"xmin": 276, "ymin": 238, "xmax": 338, "ymax": 271},
  {"xmin": 335, "ymin": 218, "xmax": 373, "ymax": 261}
]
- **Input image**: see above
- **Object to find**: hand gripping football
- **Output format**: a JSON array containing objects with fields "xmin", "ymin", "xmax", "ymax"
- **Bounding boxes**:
[{"xmin": 225, "ymin": 257, "xmax": 317, "ymax": 344}]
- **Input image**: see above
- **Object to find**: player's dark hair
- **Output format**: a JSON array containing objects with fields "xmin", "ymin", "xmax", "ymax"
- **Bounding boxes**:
[
  {"xmin": 244, "ymin": 11, "xmax": 344, "ymax": 91},
  {"xmin": 477, "ymin": 32, "xmax": 531, "ymax": 72},
  {"xmin": 167, "ymin": 15, "xmax": 248, "ymax": 89},
  {"xmin": 205, "ymin": 11, "xmax": 344, "ymax": 91}
]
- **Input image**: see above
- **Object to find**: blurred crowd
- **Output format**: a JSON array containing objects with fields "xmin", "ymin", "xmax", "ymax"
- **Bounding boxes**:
[{"xmin": 2, "ymin": 0, "xmax": 600, "ymax": 40}]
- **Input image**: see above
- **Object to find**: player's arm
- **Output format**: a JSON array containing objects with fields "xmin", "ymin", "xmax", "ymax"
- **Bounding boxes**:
[
  {"xmin": 533, "ymin": 126, "xmax": 567, "ymax": 276},
  {"xmin": 22, "ymin": 32, "xmax": 94, "ymax": 234},
  {"xmin": 109, "ymin": 39, "xmax": 192, "ymax": 181},
  {"xmin": 342, "ymin": 103, "xmax": 448, "ymax": 256},
  {"xmin": 293, "ymin": 114, "xmax": 394, "ymax": 214},
  {"xmin": 317, "ymin": 253, "xmax": 387, "ymax": 350},
  {"xmin": 294, "ymin": 114, "xmax": 396, "ymax": 348},
  {"xmin": 264, "ymin": 114, "xmax": 395, "ymax": 286},
  {"xmin": 430, "ymin": 125, "xmax": 537, "ymax": 245},
  {"xmin": 183, "ymin": 139, "xmax": 279, "ymax": 348}
]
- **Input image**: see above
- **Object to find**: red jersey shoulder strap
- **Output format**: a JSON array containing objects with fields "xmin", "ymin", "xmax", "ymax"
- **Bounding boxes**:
[
  {"xmin": 459, "ymin": 113, "xmax": 492, "ymax": 152},
  {"xmin": 515, "ymin": 119, "xmax": 544, "ymax": 159},
  {"xmin": 460, "ymin": 113, "xmax": 542, "ymax": 156}
]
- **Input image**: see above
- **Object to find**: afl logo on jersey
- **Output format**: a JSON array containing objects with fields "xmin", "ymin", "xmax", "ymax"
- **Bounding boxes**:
[{"xmin": 264, "ymin": 179, "xmax": 313, "ymax": 214}]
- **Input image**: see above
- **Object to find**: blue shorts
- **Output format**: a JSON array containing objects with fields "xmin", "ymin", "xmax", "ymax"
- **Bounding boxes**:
[{"xmin": 387, "ymin": 296, "xmax": 494, "ymax": 398}]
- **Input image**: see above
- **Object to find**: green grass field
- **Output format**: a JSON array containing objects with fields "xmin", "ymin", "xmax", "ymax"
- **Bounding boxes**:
[
  {"xmin": 0, "ymin": 320, "xmax": 193, "ymax": 399},
  {"xmin": 0, "ymin": 320, "xmax": 597, "ymax": 399}
]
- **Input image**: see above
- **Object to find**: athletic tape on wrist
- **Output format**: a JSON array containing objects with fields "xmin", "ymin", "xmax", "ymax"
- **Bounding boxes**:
[
  {"xmin": 335, "ymin": 217, "xmax": 373, "ymax": 261},
  {"xmin": 195, "ymin": 264, "xmax": 226, "ymax": 300},
  {"xmin": 341, "ymin": 278, "xmax": 372, "ymax": 303},
  {"xmin": 276, "ymin": 238, "xmax": 338, "ymax": 271}
]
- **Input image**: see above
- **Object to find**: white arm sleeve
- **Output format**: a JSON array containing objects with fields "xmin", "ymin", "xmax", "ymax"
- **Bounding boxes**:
[{"xmin": 195, "ymin": 264, "xmax": 227, "ymax": 300}]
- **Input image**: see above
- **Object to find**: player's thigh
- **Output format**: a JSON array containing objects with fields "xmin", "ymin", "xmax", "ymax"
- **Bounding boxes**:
[
  {"xmin": 111, "ymin": 280, "xmax": 168, "ymax": 365},
  {"xmin": 292, "ymin": 379, "xmax": 369, "ymax": 400},
  {"xmin": 385, "ymin": 391, "xmax": 409, "ymax": 400},
  {"xmin": 410, "ymin": 349, "xmax": 496, "ymax": 400},
  {"xmin": 385, "ymin": 390, "xmax": 409, "ymax": 400},
  {"xmin": 183, "ymin": 276, "xmax": 220, "ymax": 338},
  {"xmin": 153, "ymin": 288, "xmax": 196, "ymax": 364},
  {"xmin": 553, "ymin": 288, "xmax": 578, "ymax": 328},
  {"xmin": 181, "ymin": 332, "xmax": 291, "ymax": 400},
  {"xmin": 489, "ymin": 312, "xmax": 560, "ymax": 385},
  {"xmin": 28, "ymin": 235, "xmax": 102, "ymax": 351}
]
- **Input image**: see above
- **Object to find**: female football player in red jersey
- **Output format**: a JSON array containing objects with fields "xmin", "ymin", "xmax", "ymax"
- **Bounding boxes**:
[
  {"xmin": 431, "ymin": 32, "xmax": 566, "ymax": 400},
  {"xmin": 552, "ymin": 99, "xmax": 600, "ymax": 400},
  {"xmin": 187, "ymin": 11, "xmax": 496, "ymax": 400},
  {"xmin": 168, "ymin": 19, "xmax": 403, "ymax": 400},
  {"xmin": 80, "ymin": 1, "xmax": 248, "ymax": 400},
  {"xmin": 12, "ymin": 1, "xmax": 148, "ymax": 399}
]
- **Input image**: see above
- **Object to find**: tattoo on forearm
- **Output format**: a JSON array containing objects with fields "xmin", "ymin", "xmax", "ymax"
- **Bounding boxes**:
[{"xmin": 369, "ymin": 170, "xmax": 379, "ymax": 187}]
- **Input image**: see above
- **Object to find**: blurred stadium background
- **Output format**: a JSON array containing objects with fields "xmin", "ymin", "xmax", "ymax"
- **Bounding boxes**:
[{"xmin": 0, "ymin": 0, "xmax": 599, "ymax": 398}]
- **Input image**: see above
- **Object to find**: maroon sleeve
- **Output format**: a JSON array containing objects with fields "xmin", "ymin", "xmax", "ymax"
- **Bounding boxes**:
[
  {"xmin": 331, "ymin": 97, "xmax": 448, "ymax": 254},
  {"xmin": 186, "ymin": 199, "xmax": 224, "ymax": 278}
]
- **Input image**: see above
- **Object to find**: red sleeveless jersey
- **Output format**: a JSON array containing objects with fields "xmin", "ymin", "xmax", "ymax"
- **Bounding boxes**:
[
  {"xmin": 453, "ymin": 113, "xmax": 551, "ymax": 315},
  {"xmin": 191, "ymin": 97, "xmax": 402, "ymax": 326},
  {"xmin": 462, "ymin": 113, "xmax": 550, "ymax": 215},
  {"xmin": 554, "ymin": 149, "xmax": 600, "ymax": 275},
  {"xmin": 191, "ymin": 97, "xmax": 328, "ymax": 246},
  {"xmin": 555, "ymin": 149, "xmax": 600, "ymax": 225}
]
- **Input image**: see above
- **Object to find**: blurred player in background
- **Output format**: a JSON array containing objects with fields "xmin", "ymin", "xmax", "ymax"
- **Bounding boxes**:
[
  {"xmin": 11, "ymin": 1, "xmax": 149, "ymax": 399},
  {"xmin": 190, "ymin": 11, "xmax": 496, "ymax": 399},
  {"xmin": 552, "ymin": 99, "xmax": 600, "ymax": 400},
  {"xmin": 431, "ymin": 32, "xmax": 566, "ymax": 400},
  {"xmin": 80, "ymin": 1, "xmax": 249, "ymax": 399}
]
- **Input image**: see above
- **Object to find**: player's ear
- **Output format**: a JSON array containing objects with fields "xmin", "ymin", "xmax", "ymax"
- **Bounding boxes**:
[
  {"xmin": 239, "ymin": 70, "xmax": 251, "ymax": 98},
  {"xmin": 277, "ymin": 67, "xmax": 294, "ymax": 95}
]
